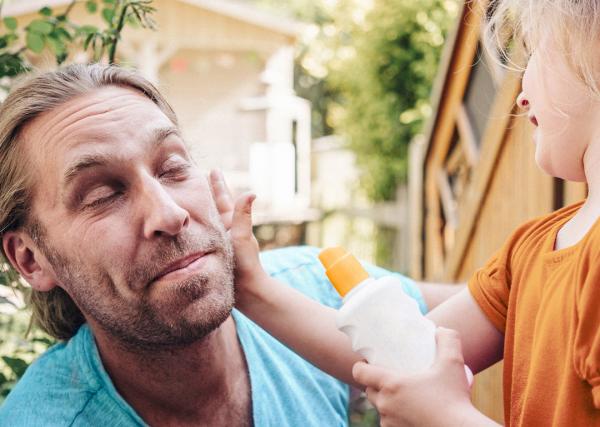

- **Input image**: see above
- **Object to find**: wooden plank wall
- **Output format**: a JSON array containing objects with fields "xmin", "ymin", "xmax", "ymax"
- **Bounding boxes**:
[{"xmin": 424, "ymin": 1, "xmax": 483, "ymax": 280}]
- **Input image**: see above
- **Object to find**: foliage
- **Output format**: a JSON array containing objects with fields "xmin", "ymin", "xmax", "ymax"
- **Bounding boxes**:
[
  {"xmin": 328, "ymin": 0, "xmax": 459, "ymax": 200},
  {"xmin": 253, "ymin": 0, "xmax": 459, "ymax": 201},
  {"xmin": 0, "ymin": 0, "xmax": 156, "ymax": 403},
  {"xmin": 0, "ymin": 305, "xmax": 55, "ymax": 402},
  {"xmin": 0, "ymin": 0, "xmax": 155, "ymax": 94}
]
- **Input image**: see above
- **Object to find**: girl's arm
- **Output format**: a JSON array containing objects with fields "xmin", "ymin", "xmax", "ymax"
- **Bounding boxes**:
[
  {"xmin": 210, "ymin": 170, "xmax": 361, "ymax": 385},
  {"xmin": 238, "ymin": 272, "xmax": 362, "ymax": 386},
  {"xmin": 210, "ymin": 170, "xmax": 502, "ymax": 386},
  {"xmin": 426, "ymin": 288, "xmax": 504, "ymax": 374}
]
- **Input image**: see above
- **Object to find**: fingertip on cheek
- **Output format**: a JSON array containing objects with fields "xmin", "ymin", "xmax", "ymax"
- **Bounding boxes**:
[{"xmin": 352, "ymin": 361, "xmax": 364, "ymax": 379}]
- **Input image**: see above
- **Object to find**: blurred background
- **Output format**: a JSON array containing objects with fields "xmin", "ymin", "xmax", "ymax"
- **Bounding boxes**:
[{"xmin": 0, "ymin": 0, "xmax": 588, "ymax": 425}]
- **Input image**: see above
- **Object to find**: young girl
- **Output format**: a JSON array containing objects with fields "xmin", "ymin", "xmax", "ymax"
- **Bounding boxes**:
[{"xmin": 209, "ymin": 0, "xmax": 600, "ymax": 424}]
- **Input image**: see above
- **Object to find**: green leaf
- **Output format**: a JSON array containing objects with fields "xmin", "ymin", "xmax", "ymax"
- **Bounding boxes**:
[
  {"xmin": 0, "ymin": 37, "xmax": 7, "ymax": 50},
  {"xmin": 125, "ymin": 13, "xmax": 140, "ymax": 28},
  {"xmin": 26, "ymin": 32, "xmax": 45, "ymax": 53},
  {"xmin": 54, "ymin": 27, "xmax": 73, "ymax": 41},
  {"xmin": 29, "ymin": 20, "xmax": 54, "ymax": 35},
  {"xmin": 2, "ymin": 386, "xmax": 14, "ymax": 398},
  {"xmin": 103, "ymin": 0, "xmax": 116, "ymax": 4},
  {"xmin": 83, "ymin": 33, "xmax": 95, "ymax": 50},
  {"xmin": 78, "ymin": 25, "xmax": 98, "ymax": 35},
  {"xmin": 39, "ymin": 6, "xmax": 53, "ymax": 16},
  {"xmin": 102, "ymin": 8, "xmax": 115, "ymax": 25},
  {"xmin": 5, "ymin": 33, "xmax": 18, "ymax": 43},
  {"xmin": 2, "ymin": 356, "xmax": 29, "ymax": 378},
  {"xmin": 0, "ymin": 53, "xmax": 28, "ymax": 77},
  {"xmin": 56, "ymin": 51, "xmax": 68, "ymax": 65},
  {"xmin": 47, "ymin": 37, "xmax": 65, "ymax": 56},
  {"xmin": 3, "ymin": 17, "xmax": 17, "ymax": 31},
  {"xmin": 86, "ymin": 1, "xmax": 98, "ymax": 14},
  {"xmin": 32, "ymin": 337, "xmax": 55, "ymax": 346}
]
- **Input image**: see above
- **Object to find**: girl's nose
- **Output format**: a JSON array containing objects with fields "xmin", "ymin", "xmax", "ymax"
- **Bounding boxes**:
[{"xmin": 516, "ymin": 92, "xmax": 530, "ymax": 109}]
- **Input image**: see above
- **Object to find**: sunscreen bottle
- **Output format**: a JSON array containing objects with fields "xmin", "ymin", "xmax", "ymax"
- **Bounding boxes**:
[{"xmin": 319, "ymin": 246, "xmax": 473, "ymax": 382}]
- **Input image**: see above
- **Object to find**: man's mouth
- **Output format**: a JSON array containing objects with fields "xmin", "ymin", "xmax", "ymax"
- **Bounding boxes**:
[{"xmin": 151, "ymin": 251, "xmax": 215, "ymax": 284}]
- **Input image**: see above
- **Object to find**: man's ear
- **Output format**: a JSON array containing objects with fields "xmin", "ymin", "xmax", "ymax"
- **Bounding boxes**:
[{"xmin": 2, "ymin": 231, "xmax": 57, "ymax": 292}]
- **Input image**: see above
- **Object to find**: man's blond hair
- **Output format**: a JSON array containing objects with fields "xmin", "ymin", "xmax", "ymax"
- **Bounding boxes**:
[{"xmin": 0, "ymin": 63, "xmax": 179, "ymax": 340}]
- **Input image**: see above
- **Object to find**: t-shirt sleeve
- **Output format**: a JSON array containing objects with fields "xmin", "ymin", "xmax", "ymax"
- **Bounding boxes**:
[
  {"xmin": 468, "ymin": 251, "xmax": 510, "ymax": 333},
  {"xmin": 573, "ymin": 247, "xmax": 600, "ymax": 409},
  {"xmin": 467, "ymin": 219, "xmax": 535, "ymax": 334}
]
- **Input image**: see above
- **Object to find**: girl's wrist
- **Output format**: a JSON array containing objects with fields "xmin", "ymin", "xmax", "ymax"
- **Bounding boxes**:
[
  {"xmin": 235, "ymin": 271, "xmax": 276, "ymax": 312},
  {"xmin": 449, "ymin": 401, "xmax": 500, "ymax": 426}
]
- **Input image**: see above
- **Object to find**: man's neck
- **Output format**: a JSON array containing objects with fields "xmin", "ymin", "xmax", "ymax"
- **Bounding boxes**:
[{"xmin": 90, "ymin": 316, "xmax": 251, "ymax": 426}]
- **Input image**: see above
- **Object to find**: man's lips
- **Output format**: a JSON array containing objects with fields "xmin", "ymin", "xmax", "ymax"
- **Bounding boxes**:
[{"xmin": 151, "ymin": 251, "xmax": 214, "ymax": 284}]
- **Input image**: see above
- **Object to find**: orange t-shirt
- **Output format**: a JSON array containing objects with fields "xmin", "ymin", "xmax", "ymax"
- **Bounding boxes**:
[{"xmin": 469, "ymin": 202, "xmax": 600, "ymax": 426}]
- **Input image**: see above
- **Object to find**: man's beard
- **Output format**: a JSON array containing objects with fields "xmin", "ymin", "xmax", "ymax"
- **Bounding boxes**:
[{"xmin": 29, "ymin": 219, "xmax": 235, "ymax": 352}]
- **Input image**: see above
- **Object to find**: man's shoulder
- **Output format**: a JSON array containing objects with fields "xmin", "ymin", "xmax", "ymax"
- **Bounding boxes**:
[
  {"xmin": 259, "ymin": 245, "xmax": 321, "ymax": 273},
  {"xmin": 259, "ymin": 246, "xmax": 341, "ymax": 308},
  {"xmin": 259, "ymin": 245, "xmax": 422, "ymax": 312},
  {"xmin": 1, "ymin": 344, "xmax": 83, "ymax": 423},
  {"xmin": 0, "ymin": 327, "xmax": 124, "ymax": 426}
]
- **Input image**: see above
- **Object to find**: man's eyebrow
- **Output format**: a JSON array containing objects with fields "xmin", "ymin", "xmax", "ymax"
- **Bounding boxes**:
[
  {"xmin": 62, "ymin": 126, "xmax": 182, "ymax": 186},
  {"xmin": 63, "ymin": 154, "xmax": 110, "ymax": 186},
  {"xmin": 150, "ymin": 126, "xmax": 182, "ymax": 148}
]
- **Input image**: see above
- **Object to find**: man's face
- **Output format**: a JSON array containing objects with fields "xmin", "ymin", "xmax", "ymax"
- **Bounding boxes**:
[{"xmin": 22, "ymin": 86, "xmax": 235, "ymax": 350}]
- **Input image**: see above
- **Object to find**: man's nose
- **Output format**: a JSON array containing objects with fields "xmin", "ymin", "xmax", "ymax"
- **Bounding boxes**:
[{"xmin": 140, "ymin": 179, "xmax": 190, "ymax": 239}]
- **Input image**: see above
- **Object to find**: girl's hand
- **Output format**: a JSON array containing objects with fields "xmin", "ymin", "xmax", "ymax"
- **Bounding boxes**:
[
  {"xmin": 209, "ymin": 170, "xmax": 270, "ymax": 296},
  {"xmin": 352, "ymin": 328, "xmax": 495, "ymax": 427}
]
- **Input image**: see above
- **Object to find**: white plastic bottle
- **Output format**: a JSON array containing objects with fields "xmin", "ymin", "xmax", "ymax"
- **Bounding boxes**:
[{"xmin": 319, "ymin": 246, "xmax": 473, "ymax": 382}]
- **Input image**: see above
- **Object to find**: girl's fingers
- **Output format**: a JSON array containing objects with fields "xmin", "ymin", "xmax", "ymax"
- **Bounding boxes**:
[
  {"xmin": 434, "ymin": 327, "xmax": 473, "ymax": 386},
  {"xmin": 364, "ymin": 386, "xmax": 380, "ymax": 407},
  {"xmin": 352, "ymin": 361, "xmax": 389, "ymax": 390},
  {"xmin": 435, "ymin": 327, "xmax": 465, "ymax": 366},
  {"xmin": 209, "ymin": 169, "xmax": 234, "ymax": 228},
  {"xmin": 230, "ymin": 192, "xmax": 256, "ymax": 243}
]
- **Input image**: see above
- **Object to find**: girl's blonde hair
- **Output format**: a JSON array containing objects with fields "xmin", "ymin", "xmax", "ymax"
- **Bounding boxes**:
[
  {"xmin": 485, "ymin": 0, "xmax": 600, "ymax": 97},
  {"xmin": 0, "ymin": 63, "xmax": 178, "ymax": 340}
]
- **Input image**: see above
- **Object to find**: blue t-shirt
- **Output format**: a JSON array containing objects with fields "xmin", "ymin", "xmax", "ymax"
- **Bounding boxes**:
[{"xmin": 0, "ymin": 246, "xmax": 426, "ymax": 426}]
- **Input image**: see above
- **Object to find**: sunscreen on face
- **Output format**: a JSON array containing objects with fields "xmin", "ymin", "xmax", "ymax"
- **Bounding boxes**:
[{"xmin": 320, "ymin": 246, "xmax": 473, "ymax": 383}]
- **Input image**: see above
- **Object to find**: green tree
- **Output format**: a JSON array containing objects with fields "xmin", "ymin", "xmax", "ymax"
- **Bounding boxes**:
[
  {"xmin": 329, "ymin": 0, "xmax": 458, "ymax": 200},
  {"xmin": 252, "ymin": 0, "xmax": 458, "ymax": 201},
  {"xmin": 0, "ymin": 0, "xmax": 155, "ymax": 93}
]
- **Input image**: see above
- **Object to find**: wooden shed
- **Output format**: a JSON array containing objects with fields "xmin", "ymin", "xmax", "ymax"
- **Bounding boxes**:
[{"xmin": 408, "ymin": 0, "xmax": 587, "ymax": 422}]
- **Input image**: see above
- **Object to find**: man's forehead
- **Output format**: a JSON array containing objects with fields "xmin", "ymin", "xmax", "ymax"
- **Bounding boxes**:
[
  {"xmin": 20, "ymin": 86, "xmax": 179, "ymax": 203},
  {"xmin": 22, "ymin": 86, "xmax": 174, "ymax": 162}
]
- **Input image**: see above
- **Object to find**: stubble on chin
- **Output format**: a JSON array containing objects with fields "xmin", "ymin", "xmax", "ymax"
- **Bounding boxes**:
[{"xmin": 33, "ymin": 219, "xmax": 237, "ymax": 352}]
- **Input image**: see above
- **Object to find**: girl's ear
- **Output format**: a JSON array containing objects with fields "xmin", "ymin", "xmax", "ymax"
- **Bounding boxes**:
[{"xmin": 2, "ymin": 231, "xmax": 57, "ymax": 292}]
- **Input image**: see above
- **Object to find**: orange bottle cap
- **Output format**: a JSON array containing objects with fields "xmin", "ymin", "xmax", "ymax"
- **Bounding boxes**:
[{"xmin": 318, "ymin": 247, "xmax": 370, "ymax": 297}]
